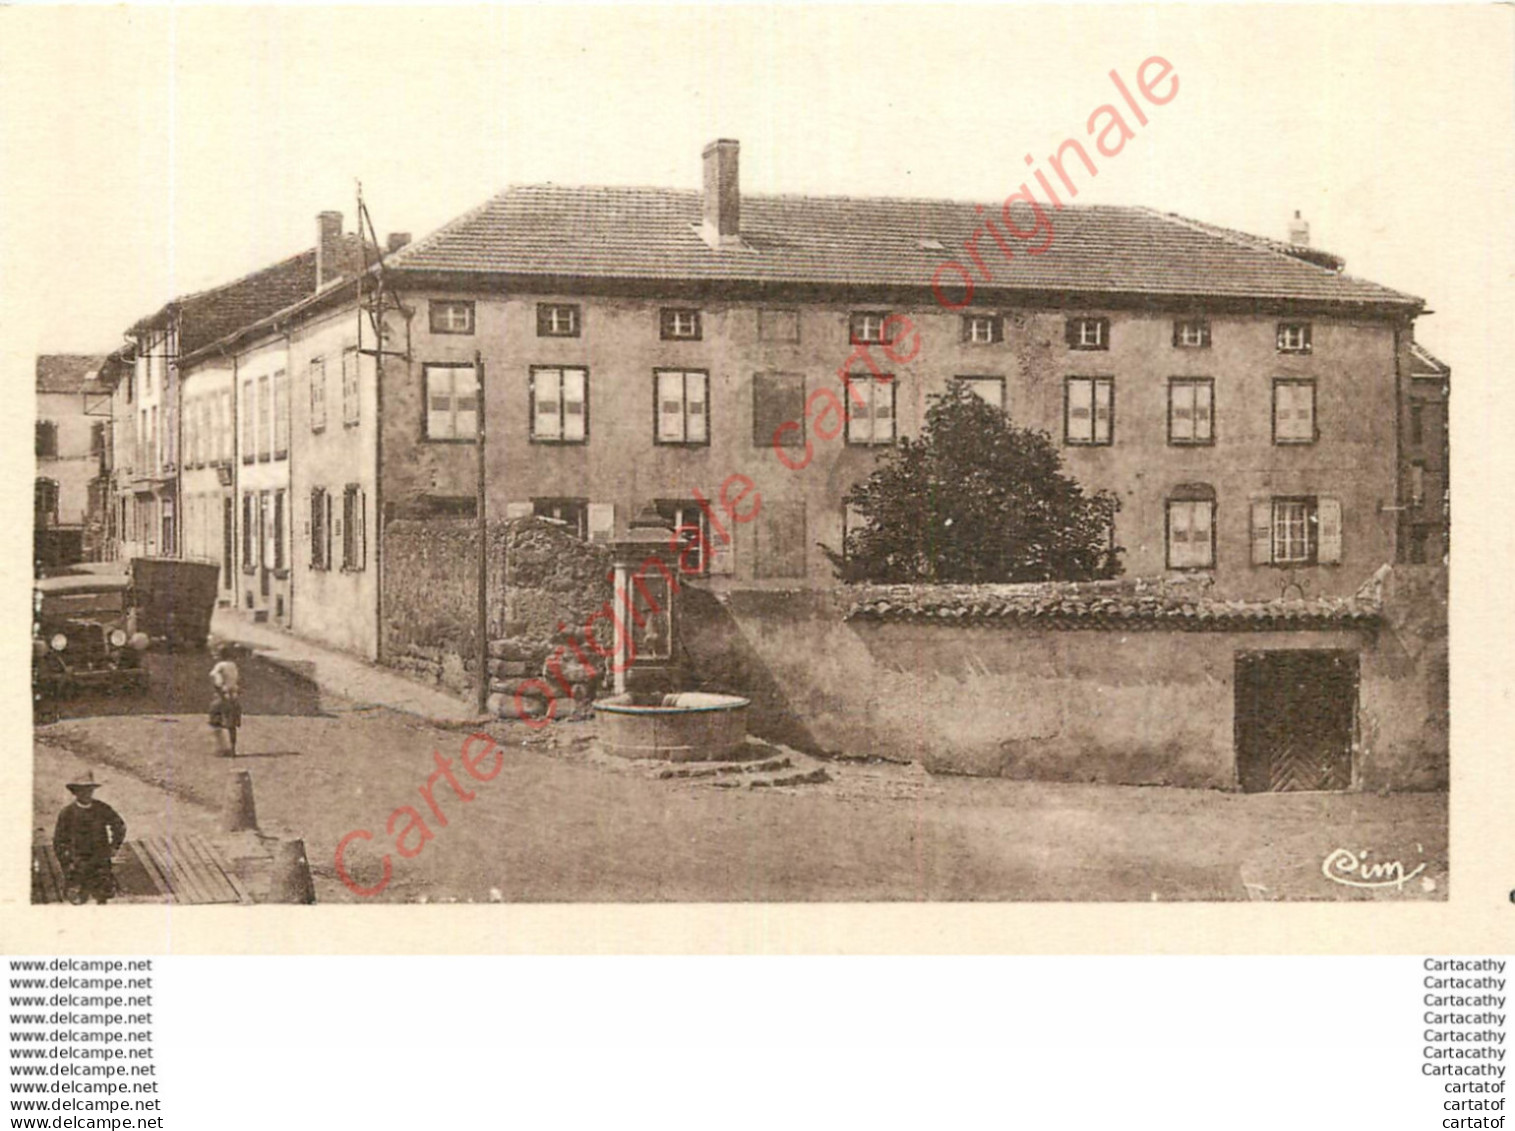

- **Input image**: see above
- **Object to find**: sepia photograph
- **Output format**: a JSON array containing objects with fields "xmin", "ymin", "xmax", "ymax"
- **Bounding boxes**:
[{"xmin": 16, "ymin": 6, "xmax": 1461, "ymax": 912}]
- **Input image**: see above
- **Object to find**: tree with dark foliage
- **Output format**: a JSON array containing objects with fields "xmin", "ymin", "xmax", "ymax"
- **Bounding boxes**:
[{"xmin": 825, "ymin": 381, "xmax": 1123, "ymax": 583}]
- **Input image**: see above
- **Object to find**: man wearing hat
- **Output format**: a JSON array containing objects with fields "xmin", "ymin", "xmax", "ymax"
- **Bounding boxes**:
[{"xmin": 53, "ymin": 771, "xmax": 127, "ymax": 905}]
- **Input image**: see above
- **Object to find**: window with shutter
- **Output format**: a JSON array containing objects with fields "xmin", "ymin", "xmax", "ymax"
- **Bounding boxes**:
[
  {"xmin": 423, "ymin": 363, "xmax": 479, "ymax": 440},
  {"xmin": 849, "ymin": 312, "xmax": 891, "ymax": 345},
  {"xmin": 530, "ymin": 367, "xmax": 589, "ymax": 442},
  {"xmin": 955, "ymin": 376, "xmax": 1006, "ymax": 411},
  {"xmin": 273, "ymin": 371, "xmax": 290, "ymax": 458},
  {"xmin": 243, "ymin": 492, "xmax": 256, "ymax": 571},
  {"xmin": 1168, "ymin": 378, "xmax": 1214, "ymax": 444},
  {"xmin": 755, "ymin": 500, "xmax": 807, "ymax": 579},
  {"xmin": 655, "ymin": 499, "xmax": 711, "ymax": 575},
  {"xmin": 753, "ymin": 372, "xmax": 806, "ymax": 448},
  {"xmin": 309, "ymin": 358, "xmax": 327, "ymax": 432},
  {"xmin": 1317, "ymin": 496, "xmax": 1342, "ymax": 564},
  {"xmin": 844, "ymin": 375, "xmax": 895, "ymax": 445},
  {"xmin": 241, "ymin": 381, "xmax": 255, "ymax": 463},
  {"xmin": 256, "ymin": 375, "xmax": 271, "ymax": 461},
  {"xmin": 1067, "ymin": 317, "xmax": 1109, "ymax": 350},
  {"xmin": 342, "ymin": 348, "xmax": 360, "ymax": 427},
  {"xmin": 1166, "ymin": 498, "xmax": 1215, "ymax": 569},
  {"xmin": 1065, "ymin": 377, "xmax": 1114, "ymax": 445},
  {"xmin": 1250, "ymin": 501, "xmax": 1272, "ymax": 565},
  {"xmin": 962, "ymin": 315, "xmax": 1002, "ymax": 344},
  {"xmin": 660, "ymin": 308, "xmax": 702, "ymax": 341},
  {"xmin": 1276, "ymin": 322, "xmax": 1313, "ymax": 353},
  {"xmin": 1173, "ymin": 319, "xmax": 1211, "ymax": 348},
  {"xmin": 537, "ymin": 304, "xmax": 580, "ymax": 338},
  {"xmin": 654, "ymin": 370, "xmax": 708, "ymax": 445},
  {"xmin": 758, "ymin": 309, "xmax": 800, "ymax": 343},
  {"xmin": 587, "ymin": 503, "xmax": 615, "ymax": 545},
  {"xmin": 1273, "ymin": 379, "xmax": 1316, "ymax": 444}
]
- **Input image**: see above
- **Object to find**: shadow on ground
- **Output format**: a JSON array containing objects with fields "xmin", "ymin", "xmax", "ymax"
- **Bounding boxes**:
[{"xmin": 37, "ymin": 650, "xmax": 327, "ymax": 722}]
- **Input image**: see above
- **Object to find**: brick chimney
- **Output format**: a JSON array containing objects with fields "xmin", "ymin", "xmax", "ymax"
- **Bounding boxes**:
[
  {"xmin": 386, "ymin": 232, "xmax": 411, "ymax": 255},
  {"xmin": 701, "ymin": 139, "xmax": 741, "ymax": 249},
  {"xmin": 316, "ymin": 211, "xmax": 344, "ymax": 286},
  {"xmin": 1288, "ymin": 209, "xmax": 1310, "ymax": 247}
]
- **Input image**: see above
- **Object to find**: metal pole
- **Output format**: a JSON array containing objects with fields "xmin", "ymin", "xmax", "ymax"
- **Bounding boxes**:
[{"xmin": 475, "ymin": 350, "xmax": 488, "ymax": 715}]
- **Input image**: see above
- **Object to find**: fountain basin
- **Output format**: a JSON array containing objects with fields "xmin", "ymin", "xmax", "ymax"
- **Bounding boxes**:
[{"xmin": 596, "ymin": 692, "xmax": 752, "ymax": 762}]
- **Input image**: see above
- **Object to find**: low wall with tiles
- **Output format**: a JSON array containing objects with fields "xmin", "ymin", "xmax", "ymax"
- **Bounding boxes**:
[{"xmin": 675, "ymin": 568, "xmax": 1446, "ymax": 791}]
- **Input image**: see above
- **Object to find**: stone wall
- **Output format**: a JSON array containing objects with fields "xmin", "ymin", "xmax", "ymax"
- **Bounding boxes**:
[
  {"xmin": 382, "ymin": 516, "xmax": 614, "ymax": 706},
  {"xmin": 675, "ymin": 567, "xmax": 1448, "ymax": 791}
]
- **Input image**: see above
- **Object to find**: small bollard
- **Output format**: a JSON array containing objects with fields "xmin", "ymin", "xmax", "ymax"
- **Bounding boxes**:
[
  {"xmin": 269, "ymin": 839, "xmax": 316, "ymax": 904},
  {"xmin": 220, "ymin": 769, "xmax": 258, "ymax": 833}
]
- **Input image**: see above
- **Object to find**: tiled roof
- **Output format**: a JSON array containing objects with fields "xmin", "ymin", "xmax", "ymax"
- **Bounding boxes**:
[
  {"xmin": 845, "ymin": 578, "xmax": 1381, "ymax": 631},
  {"xmin": 35, "ymin": 354, "xmax": 106, "ymax": 395},
  {"xmin": 130, "ymin": 235, "xmax": 365, "ymax": 356},
  {"xmin": 1408, "ymin": 340, "xmax": 1450, "ymax": 378},
  {"xmin": 388, "ymin": 184, "xmax": 1423, "ymax": 309}
]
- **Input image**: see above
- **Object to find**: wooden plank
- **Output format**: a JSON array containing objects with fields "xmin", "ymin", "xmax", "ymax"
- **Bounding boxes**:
[
  {"xmin": 174, "ymin": 835, "xmax": 240, "ymax": 904},
  {"xmin": 134, "ymin": 839, "xmax": 181, "ymax": 902},
  {"xmin": 126, "ymin": 841, "xmax": 176, "ymax": 902},
  {"xmin": 143, "ymin": 837, "xmax": 203, "ymax": 904},
  {"xmin": 160, "ymin": 835, "xmax": 220, "ymax": 904},
  {"xmin": 180, "ymin": 834, "xmax": 247, "ymax": 904},
  {"xmin": 152, "ymin": 836, "xmax": 214, "ymax": 904}
]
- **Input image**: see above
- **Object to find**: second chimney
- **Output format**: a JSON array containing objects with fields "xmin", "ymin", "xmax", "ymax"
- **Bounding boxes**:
[
  {"xmin": 386, "ymin": 232, "xmax": 411, "ymax": 255},
  {"xmin": 316, "ymin": 211, "xmax": 344, "ymax": 286},
  {"xmin": 701, "ymin": 139, "xmax": 741, "ymax": 249},
  {"xmin": 1288, "ymin": 209, "xmax": 1310, "ymax": 247}
]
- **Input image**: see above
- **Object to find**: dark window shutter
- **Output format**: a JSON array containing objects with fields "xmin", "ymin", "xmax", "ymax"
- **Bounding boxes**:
[
  {"xmin": 1065, "ymin": 319, "xmax": 1079, "ymax": 347},
  {"xmin": 753, "ymin": 372, "xmax": 806, "ymax": 447},
  {"xmin": 755, "ymin": 500, "xmax": 808, "ymax": 579}
]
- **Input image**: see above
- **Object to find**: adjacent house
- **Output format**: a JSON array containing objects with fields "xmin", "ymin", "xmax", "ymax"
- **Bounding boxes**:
[
  {"xmin": 34, "ymin": 355, "xmax": 112, "ymax": 570},
  {"xmin": 111, "ymin": 216, "xmax": 362, "ymax": 620},
  {"xmin": 1399, "ymin": 337, "xmax": 1450, "ymax": 565}
]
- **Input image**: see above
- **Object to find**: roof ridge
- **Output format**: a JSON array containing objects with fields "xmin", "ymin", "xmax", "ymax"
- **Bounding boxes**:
[
  {"xmin": 502, "ymin": 181, "xmax": 1144, "ymax": 213},
  {"xmin": 1141, "ymin": 207, "xmax": 1424, "ymax": 306},
  {"xmin": 387, "ymin": 188, "xmax": 515, "ymax": 267}
]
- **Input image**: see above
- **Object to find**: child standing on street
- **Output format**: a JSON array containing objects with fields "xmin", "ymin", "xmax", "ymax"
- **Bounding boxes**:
[{"xmin": 208, "ymin": 642, "xmax": 242, "ymax": 757}]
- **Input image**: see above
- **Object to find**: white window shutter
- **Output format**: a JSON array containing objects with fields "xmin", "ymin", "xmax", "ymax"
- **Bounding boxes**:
[
  {"xmin": 1317, "ymin": 497, "xmax": 1342, "ymax": 564},
  {"xmin": 505, "ymin": 502, "xmax": 533, "ymax": 520},
  {"xmin": 1251, "ymin": 501, "xmax": 1273, "ymax": 565},
  {"xmin": 588, "ymin": 503, "xmax": 615, "ymax": 544}
]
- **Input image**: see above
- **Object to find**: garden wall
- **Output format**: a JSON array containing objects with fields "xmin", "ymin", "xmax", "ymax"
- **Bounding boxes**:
[
  {"xmin": 382, "ymin": 516, "xmax": 613, "ymax": 707},
  {"xmin": 676, "ymin": 567, "xmax": 1447, "ymax": 791}
]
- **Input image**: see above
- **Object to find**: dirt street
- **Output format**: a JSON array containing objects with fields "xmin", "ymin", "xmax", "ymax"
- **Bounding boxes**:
[{"xmin": 32, "ymin": 652, "xmax": 1447, "ymax": 904}]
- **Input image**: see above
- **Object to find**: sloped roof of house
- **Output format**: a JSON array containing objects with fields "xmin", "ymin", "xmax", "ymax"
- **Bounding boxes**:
[
  {"xmin": 129, "ymin": 235, "xmax": 364, "ymax": 357},
  {"xmin": 35, "ymin": 354, "xmax": 107, "ymax": 395},
  {"xmin": 386, "ymin": 184, "xmax": 1423, "ymax": 310},
  {"xmin": 845, "ymin": 578, "xmax": 1381, "ymax": 631},
  {"xmin": 1408, "ymin": 340, "xmax": 1450, "ymax": 379}
]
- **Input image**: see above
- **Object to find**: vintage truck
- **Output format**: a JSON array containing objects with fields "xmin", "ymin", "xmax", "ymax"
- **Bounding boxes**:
[{"xmin": 32, "ymin": 573, "xmax": 151, "ymax": 699}]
